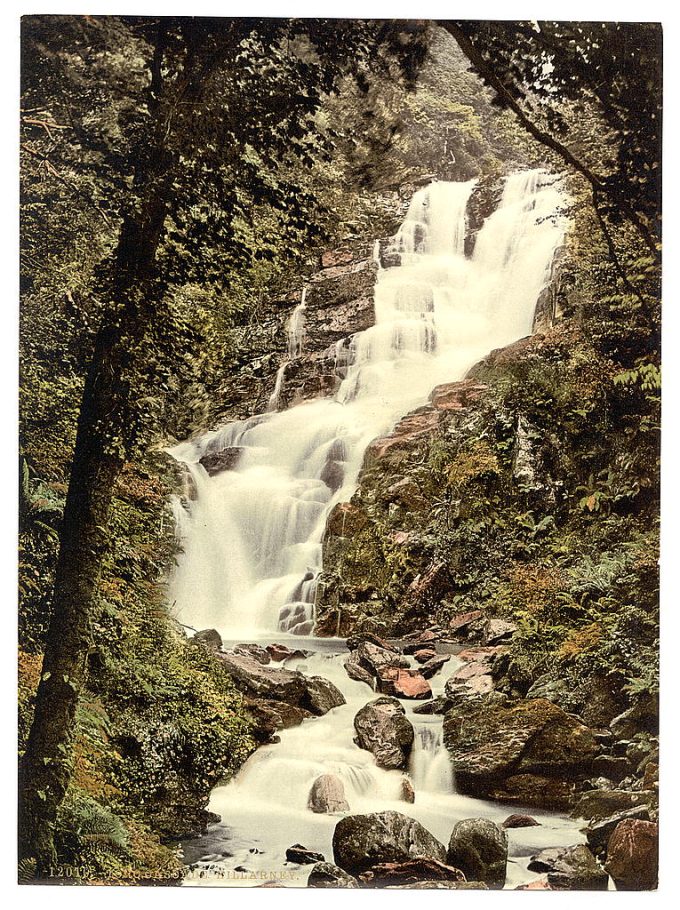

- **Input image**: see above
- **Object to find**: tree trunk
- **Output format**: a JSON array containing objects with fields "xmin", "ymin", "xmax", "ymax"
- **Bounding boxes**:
[{"xmin": 18, "ymin": 174, "xmax": 170, "ymax": 872}]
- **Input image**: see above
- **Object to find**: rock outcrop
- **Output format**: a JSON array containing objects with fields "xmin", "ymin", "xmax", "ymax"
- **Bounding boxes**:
[
  {"xmin": 443, "ymin": 697, "xmax": 600, "ymax": 810},
  {"xmin": 604, "ymin": 819, "xmax": 658, "ymax": 890}
]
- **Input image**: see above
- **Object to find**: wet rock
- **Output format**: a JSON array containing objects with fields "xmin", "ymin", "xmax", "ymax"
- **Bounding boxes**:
[
  {"xmin": 413, "ymin": 648, "xmax": 437, "ymax": 664},
  {"xmin": 377, "ymin": 668, "xmax": 431, "ymax": 700},
  {"xmin": 419, "ymin": 654, "xmax": 451, "ymax": 679},
  {"xmin": 199, "ymin": 447, "xmax": 243, "ymax": 476},
  {"xmin": 346, "ymin": 630, "xmax": 400, "ymax": 652},
  {"xmin": 326, "ymin": 502, "xmax": 369, "ymax": 537},
  {"xmin": 354, "ymin": 697, "xmax": 414, "ymax": 770},
  {"xmin": 266, "ymin": 643, "xmax": 303, "ymax": 662},
  {"xmin": 353, "ymin": 640, "xmax": 409, "ymax": 680},
  {"xmin": 403, "ymin": 630, "xmax": 438, "ymax": 654},
  {"xmin": 572, "ymin": 789, "xmax": 654, "ymax": 822},
  {"xmin": 444, "ymin": 698, "xmax": 600, "ymax": 810},
  {"xmin": 304, "ymin": 676, "xmax": 346, "ymax": 714},
  {"xmin": 321, "ymin": 248, "xmax": 356, "ymax": 269},
  {"xmin": 514, "ymin": 879, "xmax": 554, "ymax": 890},
  {"xmin": 308, "ymin": 774, "xmax": 350, "ymax": 814},
  {"xmin": 286, "ymin": 844, "xmax": 325, "ymax": 865},
  {"xmin": 192, "ymin": 628, "xmax": 223, "ymax": 651},
  {"xmin": 527, "ymin": 845, "xmax": 608, "ymax": 890},
  {"xmin": 446, "ymin": 818, "xmax": 508, "ymax": 889},
  {"xmin": 401, "ymin": 777, "xmax": 415, "ymax": 803},
  {"xmin": 245, "ymin": 698, "xmax": 310, "ymax": 744},
  {"xmin": 343, "ymin": 658, "xmax": 374, "ymax": 688},
  {"xmin": 307, "ymin": 862, "xmax": 359, "ymax": 888},
  {"xmin": 502, "ymin": 814, "xmax": 541, "ymax": 829},
  {"xmin": 332, "ymin": 811, "xmax": 446, "ymax": 876},
  {"xmin": 584, "ymin": 805, "xmax": 652, "ymax": 857},
  {"xmin": 412, "ymin": 696, "xmax": 453, "ymax": 716},
  {"xmin": 233, "ymin": 643, "xmax": 271, "ymax": 664},
  {"xmin": 218, "ymin": 653, "xmax": 345, "ymax": 716},
  {"xmin": 604, "ymin": 819, "xmax": 658, "ymax": 890},
  {"xmin": 429, "ymin": 380, "xmax": 487, "ymax": 412},
  {"xmin": 359, "ymin": 858, "xmax": 466, "ymax": 887}
]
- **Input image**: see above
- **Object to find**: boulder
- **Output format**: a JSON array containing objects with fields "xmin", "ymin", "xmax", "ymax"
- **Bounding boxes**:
[
  {"xmin": 358, "ymin": 858, "xmax": 466, "ymax": 887},
  {"xmin": 266, "ymin": 644, "xmax": 301, "ymax": 663},
  {"xmin": 591, "ymin": 754, "xmax": 633, "ymax": 783},
  {"xmin": 419, "ymin": 655, "xmax": 451, "ymax": 679},
  {"xmin": 355, "ymin": 640, "xmax": 409, "ymax": 675},
  {"xmin": 353, "ymin": 697, "xmax": 414, "ymax": 770},
  {"xmin": 584, "ymin": 805, "xmax": 652, "ymax": 857},
  {"xmin": 308, "ymin": 774, "xmax": 350, "ymax": 814},
  {"xmin": 412, "ymin": 696, "xmax": 453, "ymax": 716},
  {"xmin": 604, "ymin": 819, "xmax": 658, "ymax": 890},
  {"xmin": 444, "ymin": 697, "xmax": 600, "ymax": 809},
  {"xmin": 332, "ymin": 811, "xmax": 446, "ymax": 877},
  {"xmin": 414, "ymin": 648, "xmax": 437, "ymax": 664},
  {"xmin": 198, "ymin": 447, "xmax": 243, "ymax": 476},
  {"xmin": 307, "ymin": 862, "xmax": 359, "ymax": 888},
  {"xmin": 377, "ymin": 668, "xmax": 431, "ymax": 700},
  {"xmin": 527, "ymin": 845, "xmax": 608, "ymax": 890},
  {"xmin": 343, "ymin": 658, "xmax": 374, "ymax": 688},
  {"xmin": 446, "ymin": 818, "xmax": 508, "ymax": 889},
  {"xmin": 572, "ymin": 789, "xmax": 654, "ymax": 822},
  {"xmin": 286, "ymin": 844, "xmax": 325, "ymax": 865},
  {"xmin": 192, "ymin": 628, "xmax": 222, "ymax": 651},
  {"xmin": 233, "ymin": 643, "xmax": 270, "ymax": 664},
  {"xmin": 304, "ymin": 676, "xmax": 346, "ymax": 714},
  {"xmin": 502, "ymin": 814, "xmax": 540, "ymax": 829},
  {"xmin": 218, "ymin": 653, "xmax": 345, "ymax": 716},
  {"xmin": 245, "ymin": 698, "xmax": 310, "ymax": 744},
  {"xmin": 448, "ymin": 610, "xmax": 485, "ymax": 637}
]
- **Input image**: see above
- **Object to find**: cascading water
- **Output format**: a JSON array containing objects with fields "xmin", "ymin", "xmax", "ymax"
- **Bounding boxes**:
[
  {"xmin": 169, "ymin": 170, "xmax": 566, "ymax": 640},
  {"xmin": 173, "ymin": 171, "xmax": 584, "ymax": 889}
]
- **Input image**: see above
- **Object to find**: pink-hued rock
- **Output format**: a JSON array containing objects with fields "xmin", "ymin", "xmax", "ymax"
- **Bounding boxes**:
[
  {"xmin": 448, "ymin": 610, "xmax": 484, "ymax": 634},
  {"xmin": 321, "ymin": 248, "xmax": 356, "ymax": 269},
  {"xmin": 605, "ymin": 819, "xmax": 659, "ymax": 890},
  {"xmin": 378, "ymin": 668, "xmax": 432, "ymax": 699},
  {"xmin": 429, "ymin": 380, "xmax": 488, "ymax": 411}
]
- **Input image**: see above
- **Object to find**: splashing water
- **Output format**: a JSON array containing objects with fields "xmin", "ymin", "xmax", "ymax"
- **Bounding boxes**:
[{"xmin": 168, "ymin": 171, "xmax": 566, "ymax": 640}]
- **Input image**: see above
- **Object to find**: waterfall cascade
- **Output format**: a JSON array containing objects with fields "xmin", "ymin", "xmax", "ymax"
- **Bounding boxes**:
[{"xmin": 169, "ymin": 169, "xmax": 566, "ymax": 640}]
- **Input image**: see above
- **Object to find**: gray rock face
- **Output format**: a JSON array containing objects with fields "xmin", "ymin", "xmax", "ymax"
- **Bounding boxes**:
[
  {"xmin": 446, "ymin": 818, "xmax": 508, "ymax": 889},
  {"xmin": 333, "ymin": 811, "xmax": 446, "ymax": 876},
  {"xmin": 353, "ymin": 697, "xmax": 415, "ymax": 770},
  {"xmin": 218, "ymin": 653, "xmax": 345, "ymax": 716},
  {"xmin": 307, "ymin": 862, "xmax": 359, "ymax": 888},
  {"xmin": 308, "ymin": 774, "xmax": 350, "ymax": 814},
  {"xmin": 527, "ymin": 845, "xmax": 608, "ymax": 890},
  {"xmin": 192, "ymin": 628, "xmax": 223, "ymax": 650}
]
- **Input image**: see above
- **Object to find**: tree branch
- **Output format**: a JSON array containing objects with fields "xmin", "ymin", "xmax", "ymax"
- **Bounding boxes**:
[{"xmin": 439, "ymin": 22, "xmax": 660, "ymax": 263}]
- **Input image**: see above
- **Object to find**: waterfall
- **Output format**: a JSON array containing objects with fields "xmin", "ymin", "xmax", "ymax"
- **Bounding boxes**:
[{"xmin": 169, "ymin": 171, "xmax": 566, "ymax": 639}]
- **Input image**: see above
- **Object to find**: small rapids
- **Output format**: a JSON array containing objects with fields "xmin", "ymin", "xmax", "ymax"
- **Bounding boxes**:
[{"xmin": 181, "ymin": 645, "xmax": 586, "ymax": 888}]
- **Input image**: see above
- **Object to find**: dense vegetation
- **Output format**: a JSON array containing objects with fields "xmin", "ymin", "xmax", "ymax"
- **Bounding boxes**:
[{"xmin": 19, "ymin": 16, "xmax": 660, "ymax": 885}]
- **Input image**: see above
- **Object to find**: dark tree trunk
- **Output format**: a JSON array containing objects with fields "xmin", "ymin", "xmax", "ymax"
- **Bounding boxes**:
[{"xmin": 18, "ymin": 158, "xmax": 171, "ymax": 872}]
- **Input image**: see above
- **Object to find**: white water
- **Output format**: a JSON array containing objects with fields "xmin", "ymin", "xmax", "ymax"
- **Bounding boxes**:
[
  {"xmin": 169, "ymin": 171, "xmax": 566, "ymax": 639},
  {"xmin": 182, "ymin": 646, "xmax": 585, "ymax": 888},
  {"xmin": 172, "ymin": 172, "xmax": 579, "ymax": 889}
]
